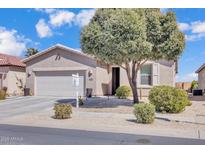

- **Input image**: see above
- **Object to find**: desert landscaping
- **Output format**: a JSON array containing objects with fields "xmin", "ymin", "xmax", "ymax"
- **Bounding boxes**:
[{"xmin": 0, "ymin": 95, "xmax": 205, "ymax": 140}]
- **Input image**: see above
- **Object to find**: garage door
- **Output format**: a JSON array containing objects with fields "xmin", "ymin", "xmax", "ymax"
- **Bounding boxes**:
[{"xmin": 35, "ymin": 71, "xmax": 84, "ymax": 97}]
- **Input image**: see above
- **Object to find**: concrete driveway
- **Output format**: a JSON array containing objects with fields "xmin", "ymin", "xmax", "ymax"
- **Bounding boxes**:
[{"xmin": 0, "ymin": 96, "xmax": 75, "ymax": 119}]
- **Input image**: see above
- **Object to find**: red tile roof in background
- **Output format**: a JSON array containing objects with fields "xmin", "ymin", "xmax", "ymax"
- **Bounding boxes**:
[{"xmin": 0, "ymin": 53, "xmax": 25, "ymax": 67}]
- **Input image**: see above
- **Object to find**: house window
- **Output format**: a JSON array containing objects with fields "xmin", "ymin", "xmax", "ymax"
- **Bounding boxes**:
[{"xmin": 140, "ymin": 64, "xmax": 152, "ymax": 85}]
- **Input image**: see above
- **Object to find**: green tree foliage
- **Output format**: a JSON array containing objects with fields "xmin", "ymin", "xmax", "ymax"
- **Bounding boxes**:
[
  {"xmin": 81, "ymin": 9, "xmax": 185, "ymax": 103},
  {"xmin": 25, "ymin": 48, "xmax": 39, "ymax": 57},
  {"xmin": 191, "ymin": 80, "xmax": 198, "ymax": 91}
]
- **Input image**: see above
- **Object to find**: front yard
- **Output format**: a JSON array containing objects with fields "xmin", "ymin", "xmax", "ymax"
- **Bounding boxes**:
[
  {"xmin": 77, "ymin": 96, "xmax": 205, "ymax": 125},
  {"xmin": 0, "ymin": 95, "xmax": 205, "ymax": 140}
]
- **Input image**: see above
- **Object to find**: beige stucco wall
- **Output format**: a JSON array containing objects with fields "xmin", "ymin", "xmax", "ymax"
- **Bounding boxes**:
[
  {"xmin": 109, "ymin": 60, "xmax": 176, "ymax": 97},
  {"xmin": 118, "ymin": 66, "xmax": 151, "ymax": 97},
  {"xmin": 116, "ymin": 60, "xmax": 175, "ymax": 86},
  {"xmin": 96, "ymin": 63, "xmax": 110, "ymax": 95},
  {"xmin": 198, "ymin": 68, "xmax": 205, "ymax": 90},
  {"xmin": 25, "ymin": 48, "xmax": 98, "ymax": 96},
  {"xmin": 24, "ymin": 46, "xmax": 176, "ymax": 97},
  {"xmin": 0, "ymin": 66, "xmax": 9, "ymax": 89},
  {"xmin": 158, "ymin": 60, "xmax": 175, "ymax": 87},
  {"xmin": 0, "ymin": 66, "xmax": 26, "ymax": 95},
  {"xmin": 7, "ymin": 68, "xmax": 26, "ymax": 95}
]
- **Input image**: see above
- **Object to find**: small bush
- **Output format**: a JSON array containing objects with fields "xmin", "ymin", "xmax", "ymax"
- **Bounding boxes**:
[
  {"xmin": 133, "ymin": 103, "xmax": 155, "ymax": 124},
  {"xmin": 2, "ymin": 87, "xmax": 7, "ymax": 93},
  {"xmin": 115, "ymin": 85, "xmax": 131, "ymax": 99},
  {"xmin": 186, "ymin": 100, "xmax": 192, "ymax": 106},
  {"xmin": 53, "ymin": 103, "xmax": 72, "ymax": 119},
  {"xmin": 0, "ymin": 90, "xmax": 6, "ymax": 100},
  {"xmin": 78, "ymin": 96, "xmax": 84, "ymax": 106},
  {"xmin": 29, "ymin": 91, "xmax": 33, "ymax": 96},
  {"xmin": 149, "ymin": 86, "xmax": 189, "ymax": 113}
]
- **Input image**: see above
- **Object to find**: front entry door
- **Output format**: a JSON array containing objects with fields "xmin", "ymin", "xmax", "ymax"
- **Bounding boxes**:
[{"xmin": 112, "ymin": 67, "xmax": 120, "ymax": 95}]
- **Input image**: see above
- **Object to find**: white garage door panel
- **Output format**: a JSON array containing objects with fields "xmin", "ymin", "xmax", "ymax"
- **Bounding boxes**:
[{"xmin": 35, "ymin": 72, "xmax": 84, "ymax": 97}]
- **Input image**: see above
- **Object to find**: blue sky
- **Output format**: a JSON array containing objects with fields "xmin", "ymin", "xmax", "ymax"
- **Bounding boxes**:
[{"xmin": 0, "ymin": 8, "xmax": 204, "ymax": 82}]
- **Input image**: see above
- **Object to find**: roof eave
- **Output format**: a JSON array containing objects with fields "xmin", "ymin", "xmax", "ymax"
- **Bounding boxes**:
[
  {"xmin": 195, "ymin": 63, "xmax": 205, "ymax": 73},
  {"xmin": 22, "ymin": 44, "xmax": 94, "ymax": 63},
  {"xmin": 0, "ymin": 64, "xmax": 25, "ymax": 68},
  {"xmin": 196, "ymin": 69, "xmax": 201, "ymax": 73}
]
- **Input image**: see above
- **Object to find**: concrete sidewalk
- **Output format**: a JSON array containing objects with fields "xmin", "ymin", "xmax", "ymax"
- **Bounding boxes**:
[{"xmin": 0, "ymin": 109, "xmax": 204, "ymax": 140}]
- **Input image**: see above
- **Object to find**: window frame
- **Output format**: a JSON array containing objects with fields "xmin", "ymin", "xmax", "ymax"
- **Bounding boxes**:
[{"xmin": 140, "ymin": 64, "xmax": 153, "ymax": 86}]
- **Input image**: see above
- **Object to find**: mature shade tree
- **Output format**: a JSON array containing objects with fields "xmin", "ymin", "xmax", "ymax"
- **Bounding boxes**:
[
  {"xmin": 25, "ymin": 48, "xmax": 39, "ymax": 57},
  {"xmin": 80, "ymin": 9, "xmax": 185, "ymax": 103}
]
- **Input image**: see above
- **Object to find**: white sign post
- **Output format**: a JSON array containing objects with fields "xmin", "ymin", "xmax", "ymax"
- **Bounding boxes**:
[{"xmin": 72, "ymin": 73, "xmax": 80, "ymax": 108}]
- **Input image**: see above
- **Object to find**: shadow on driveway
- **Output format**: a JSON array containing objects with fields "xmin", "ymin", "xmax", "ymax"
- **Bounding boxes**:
[
  {"xmin": 56, "ymin": 99, "xmax": 76, "ymax": 106},
  {"xmin": 82, "ymin": 97, "xmax": 133, "ymax": 109},
  {"xmin": 56, "ymin": 97, "xmax": 133, "ymax": 109}
]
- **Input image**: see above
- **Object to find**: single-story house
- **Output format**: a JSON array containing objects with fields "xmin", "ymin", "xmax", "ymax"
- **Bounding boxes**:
[
  {"xmin": 23, "ymin": 44, "xmax": 177, "ymax": 97},
  {"xmin": 0, "ymin": 53, "xmax": 26, "ymax": 96},
  {"xmin": 196, "ymin": 63, "xmax": 205, "ymax": 91}
]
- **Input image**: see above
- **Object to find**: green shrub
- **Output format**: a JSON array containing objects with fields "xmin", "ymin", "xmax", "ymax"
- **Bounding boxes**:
[
  {"xmin": 186, "ymin": 100, "xmax": 192, "ymax": 106},
  {"xmin": 133, "ymin": 103, "xmax": 155, "ymax": 124},
  {"xmin": 78, "ymin": 96, "xmax": 84, "ymax": 106},
  {"xmin": 29, "ymin": 90, "xmax": 33, "ymax": 96},
  {"xmin": 115, "ymin": 85, "xmax": 131, "ymax": 99},
  {"xmin": 53, "ymin": 103, "xmax": 72, "ymax": 119},
  {"xmin": 149, "ymin": 86, "xmax": 189, "ymax": 113},
  {"xmin": 2, "ymin": 87, "xmax": 7, "ymax": 93},
  {"xmin": 0, "ymin": 90, "xmax": 6, "ymax": 100}
]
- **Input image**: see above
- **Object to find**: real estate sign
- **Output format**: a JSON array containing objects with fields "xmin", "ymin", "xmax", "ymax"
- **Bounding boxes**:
[{"xmin": 72, "ymin": 73, "xmax": 80, "ymax": 108}]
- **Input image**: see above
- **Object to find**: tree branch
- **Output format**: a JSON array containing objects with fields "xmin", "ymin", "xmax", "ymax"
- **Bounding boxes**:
[
  {"xmin": 125, "ymin": 62, "xmax": 131, "ymax": 81},
  {"xmin": 140, "ymin": 59, "xmax": 148, "ymax": 67},
  {"xmin": 135, "ymin": 59, "xmax": 148, "ymax": 71}
]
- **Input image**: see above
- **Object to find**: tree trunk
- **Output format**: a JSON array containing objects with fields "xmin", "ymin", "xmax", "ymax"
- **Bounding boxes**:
[
  {"xmin": 125, "ymin": 62, "xmax": 140, "ymax": 104},
  {"xmin": 131, "ymin": 79, "xmax": 139, "ymax": 104}
]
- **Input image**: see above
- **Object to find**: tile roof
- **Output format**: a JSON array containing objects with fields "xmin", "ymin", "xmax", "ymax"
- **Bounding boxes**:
[{"xmin": 0, "ymin": 53, "xmax": 26, "ymax": 67}]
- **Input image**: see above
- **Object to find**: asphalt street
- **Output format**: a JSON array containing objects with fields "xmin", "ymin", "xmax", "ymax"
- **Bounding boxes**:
[{"xmin": 0, "ymin": 124, "xmax": 204, "ymax": 145}]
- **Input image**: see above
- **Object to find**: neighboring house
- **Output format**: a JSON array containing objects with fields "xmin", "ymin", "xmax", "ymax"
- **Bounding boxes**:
[
  {"xmin": 23, "ymin": 44, "xmax": 177, "ymax": 97},
  {"xmin": 176, "ymin": 82, "xmax": 191, "ymax": 91},
  {"xmin": 0, "ymin": 53, "xmax": 26, "ymax": 96},
  {"xmin": 196, "ymin": 63, "xmax": 205, "ymax": 91}
]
